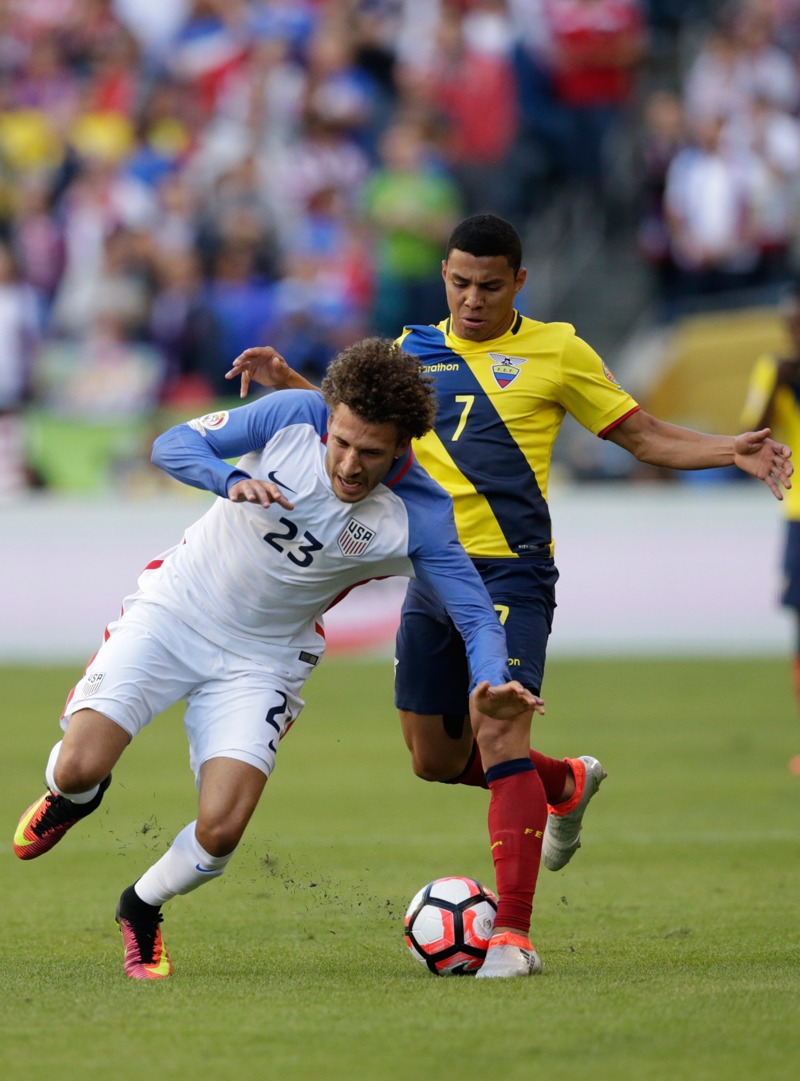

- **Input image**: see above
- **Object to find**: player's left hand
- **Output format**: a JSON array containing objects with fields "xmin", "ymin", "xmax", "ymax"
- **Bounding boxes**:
[
  {"xmin": 733, "ymin": 428, "xmax": 793, "ymax": 500},
  {"xmin": 471, "ymin": 680, "xmax": 545, "ymax": 720},
  {"xmin": 224, "ymin": 346, "xmax": 316, "ymax": 398}
]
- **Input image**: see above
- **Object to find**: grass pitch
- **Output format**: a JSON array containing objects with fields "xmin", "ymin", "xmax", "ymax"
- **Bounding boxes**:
[{"xmin": 1, "ymin": 656, "xmax": 799, "ymax": 1081}]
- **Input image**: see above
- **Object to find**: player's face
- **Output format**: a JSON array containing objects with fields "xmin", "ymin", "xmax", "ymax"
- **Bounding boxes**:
[
  {"xmin": 443, "ymin": 250, "xmax": 527, "ymax": 342},
  {"xmin": 325, "ymin": 403, "xmax": 410, "ymax": 503}
]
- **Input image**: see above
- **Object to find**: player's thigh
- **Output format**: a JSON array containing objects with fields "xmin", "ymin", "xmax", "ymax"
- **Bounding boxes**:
[
  {"xmin": 395, "ymin": 581, "xmax": 471, "ymax": 718},
  {"xmin": 184, "ymin": 657, "xmax": 305, "ymax": 784},
  {"xmin": 478, "ymin": 557, "xmax": 558, "ymax": 693},
  {"xmin": 62, "ymin": 602, "xmax": 205, "ymax": 740}
]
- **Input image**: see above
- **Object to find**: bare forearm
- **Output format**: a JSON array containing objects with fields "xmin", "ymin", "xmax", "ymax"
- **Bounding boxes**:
[{"xmin": 607, "ymin": 412, "xmax": 735, "ymax": 470}]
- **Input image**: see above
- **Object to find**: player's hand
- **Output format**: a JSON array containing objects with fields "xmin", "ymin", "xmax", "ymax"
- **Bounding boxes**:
[
  {"xmin": 470, "ymin": 680, "xmax": 545, "ymax": 720},
  {"xmin": 733, "ymin": 428, "xmax": 793, "ymax": 500},
  {"xmin": 228, "ymin": 478, "xmax": 294, "ymax": 510},
  {"xmin": 224, "ymin": 347, "xmax": 316, "ymax": 399}
]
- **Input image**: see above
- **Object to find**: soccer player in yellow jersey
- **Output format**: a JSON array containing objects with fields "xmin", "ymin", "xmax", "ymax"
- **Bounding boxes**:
[
  {"xmin": 742, "ymin": 286, "xmax": 800, "ymax": 772},
  {"xmin": 227, "ymin": 214, "xmax": 793, "ymax": 978}
]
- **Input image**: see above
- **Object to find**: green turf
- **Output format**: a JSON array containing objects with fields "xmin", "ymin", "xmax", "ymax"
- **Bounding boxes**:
[{"xmin": 1, "ymin": 657, "xmax": 799, "ymax": 1081}]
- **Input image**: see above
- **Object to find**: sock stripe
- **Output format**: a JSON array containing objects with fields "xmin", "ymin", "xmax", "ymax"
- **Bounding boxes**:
[{"xmin": 484, "ymin": 757, "xmax": 536, "ymax": 785}]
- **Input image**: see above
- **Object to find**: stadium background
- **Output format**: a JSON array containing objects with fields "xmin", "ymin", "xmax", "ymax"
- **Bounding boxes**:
[{"xmin": 1, "ymin": 0, "xmax": 797, "ymax": 663}]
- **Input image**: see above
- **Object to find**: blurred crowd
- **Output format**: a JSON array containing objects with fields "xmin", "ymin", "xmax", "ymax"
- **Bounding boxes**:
[
  {"xmin": 639, "ymin": 0, "xmax": 800, "ymax": 318},
  {"xmin": 1, "ymin": 0, "xmax": 799, "ymax": 495}
]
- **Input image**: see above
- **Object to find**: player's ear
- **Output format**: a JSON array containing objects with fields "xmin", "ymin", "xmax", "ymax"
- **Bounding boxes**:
[
  {"xmin": 394, "ymin": 437, "xmax": 410, "ymax": 459},
  {"xmin": 515, "ymin": 267, "xmax": 527, "ymax": 293}
]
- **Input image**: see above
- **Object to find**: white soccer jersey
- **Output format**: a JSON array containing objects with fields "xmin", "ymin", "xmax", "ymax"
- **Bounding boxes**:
[{"xmin": 143, "ymin": 391, "xmax": 510, "ymax": 688}]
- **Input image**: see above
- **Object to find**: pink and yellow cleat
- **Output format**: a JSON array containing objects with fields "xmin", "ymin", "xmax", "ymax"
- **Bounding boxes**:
[{"xmin": 116, "ymin": 890, "xmax": 173, "ymax": 981}]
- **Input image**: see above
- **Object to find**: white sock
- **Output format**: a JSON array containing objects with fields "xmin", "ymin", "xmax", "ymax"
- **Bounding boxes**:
[
  {"xmin": 45, "ymin": 741, "xmax": 100, "ymax": 804},
  {"xmin": 134, "ymin": 821, "xmax": 234, "ymax": 906}
]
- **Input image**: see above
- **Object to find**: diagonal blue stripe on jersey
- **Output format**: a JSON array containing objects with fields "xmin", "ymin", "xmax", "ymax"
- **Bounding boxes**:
[{"xmin": 403, "ymin": 326, "xmax": 551, "ymax": 553}]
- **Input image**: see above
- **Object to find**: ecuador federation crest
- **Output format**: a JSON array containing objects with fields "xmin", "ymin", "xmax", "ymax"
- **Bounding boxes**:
[{"xmin": 489, "ymin": 353, "xmax": 527, "ymax": 389}]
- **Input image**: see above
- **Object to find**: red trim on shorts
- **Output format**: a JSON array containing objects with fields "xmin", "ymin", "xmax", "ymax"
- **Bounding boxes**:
[{"xmin": 599, "ymin": 405, "xmax": 640, "ymax": 439}]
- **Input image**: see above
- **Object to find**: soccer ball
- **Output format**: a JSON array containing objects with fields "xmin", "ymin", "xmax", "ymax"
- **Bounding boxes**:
[{"xmin": 404, "ymin": 876, "xmax": 497, "ymax": 976}]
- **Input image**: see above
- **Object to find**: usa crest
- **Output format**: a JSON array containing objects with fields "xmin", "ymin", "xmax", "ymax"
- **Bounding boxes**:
[
  {"xmin": 489, "ymin": 353, "xmax": 526, "ymax": 389},
  {"xmin": 338, "ymin": 518, "xmax": 375, "ymax": 556},
  {"xmin": 81, "ymin": 672, "xmax": 105, "ymax": 697}
]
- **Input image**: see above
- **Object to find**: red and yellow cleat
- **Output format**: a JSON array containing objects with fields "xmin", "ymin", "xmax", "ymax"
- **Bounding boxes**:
[{"xmin": 13, "ymin": 777, "xmax": 111, "ymax": 860}]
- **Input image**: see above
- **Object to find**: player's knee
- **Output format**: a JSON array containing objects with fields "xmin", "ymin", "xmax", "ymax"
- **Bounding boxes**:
[
  {"xmin": 410, "ymin": 755, "xmax": 449, "ymax": 783},
  {"xmin": 407, "ymin": 744, "xmax": 467, "ymax": 783},
  {"xmin": 53, "ymin": 748, "xmax": 106, "ymax": 794},
  {"xmin": 195, "ymin": 819, "xmax": 242, "ymax": 858}
]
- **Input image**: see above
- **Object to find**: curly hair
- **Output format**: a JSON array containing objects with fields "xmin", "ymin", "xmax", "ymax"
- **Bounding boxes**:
[{"xmin": 321, "ymin": 338, "xmax": 437, "ymax": 441}]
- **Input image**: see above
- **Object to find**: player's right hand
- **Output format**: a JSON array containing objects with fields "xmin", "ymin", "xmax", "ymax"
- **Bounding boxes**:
[
  {"xmin": 225, "ymin": 347, "xmax": 314, "ymax": 398},
  {"xmin": 471, "ymin": 680, "xmax": 545, "ymax": 720},
  {"xmin": 228, "ymin": 478, "xmax": 294, "ymax": 510}
]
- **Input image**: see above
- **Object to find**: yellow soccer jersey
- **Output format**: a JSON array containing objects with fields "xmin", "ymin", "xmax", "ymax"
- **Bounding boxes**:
[
  {"xmin": 397, "ymin": 313, "xmax": 639, "ymax": 558},
  {"xmin": 742, "ymin": 354, "xmax": 800, "ymax": 521}
]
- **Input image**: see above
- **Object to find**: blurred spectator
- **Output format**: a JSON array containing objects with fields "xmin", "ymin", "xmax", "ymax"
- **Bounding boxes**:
[
  {"xmin": 270, "ymin": 186, "xmax": 373, "ymax": 379},
  {"xmin": 166, "ymin": 0, "xmax": 250, "ymax": 118},
  {"xmin": 8, "ymin": 174, "xmax": 65, "ymax": 321},
  {"xmin": 683, "ymin": 6, "xmax": 800, "ymax": 126},
  {"xmin": 148, "ymin": 246, "xmax": 221, "ymax": 405},
  {"xmin": 663, "ymin": 113, "xmax": 760, "ymax": 303},
  {"xmin": 398, "ymin": 0, "xmax": 520, "ymax": 214},
  {"xmin": 0, "ymin": 239, "xmax": 40, "ymax": 495},
  {"xmin": 199, "ymin": 241, "xmax": 278, "ymax": 394},
  {"xmin": 728, "ymin": 92, "xmax": 800, "ymax": 286},
  {"xmin": 636, "ymin": 88, "xmax": 686, "ymax": 311},
  {"xmin": 362, "ymin": 114, "xmax": 462, "ymax": 333},
  {"xmin": 49, "ymin": 159, "xmax": 156, "ymax": 336},
  {"xmin": 0, "ymin": 238, "xmax": 40, "ymax": 411},
  {"xmin": 546, "ymin": 0, "xmax": 647, "ymax": 211}
]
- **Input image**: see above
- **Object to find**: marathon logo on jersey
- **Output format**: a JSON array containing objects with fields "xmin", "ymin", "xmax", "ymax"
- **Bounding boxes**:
[
  {"xmin": 80, "ymin": 672, "xmax": 105, "ymax": 697},
  {"xmin": 489, "ymin": 353, "xmax": 526, "ymax": 389},
  {"xmin": 187, "ymin": 411, "xmax": 230, "ymax": 436},
  {"xmin": 338, "ymin": 518, "xmax": 375, "ymax": 557}
]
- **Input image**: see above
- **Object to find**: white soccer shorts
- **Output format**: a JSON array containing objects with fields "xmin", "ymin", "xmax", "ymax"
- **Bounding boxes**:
[{"xmin": 63, "ymin": 600, "xmax": 306, "ymax": 781}]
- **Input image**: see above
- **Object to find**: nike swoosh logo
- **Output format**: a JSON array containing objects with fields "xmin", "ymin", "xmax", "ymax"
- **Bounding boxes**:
[
  {"xmin": 195, "ymin": 864, "xmax": 217, "ymax": 874},
  {"xmin": 267, "ymin": 470, "xmax": 296, "ymax": 493}
]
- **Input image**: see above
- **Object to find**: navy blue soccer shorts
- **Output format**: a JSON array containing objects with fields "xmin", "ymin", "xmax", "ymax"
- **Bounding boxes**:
[
  {"xmin": 394, "ymin": 556, "xmax": 559, "ymax": 716},
  {"xmin": 781, "ymin": 520, "xmax": 800, "ymax": 610}
]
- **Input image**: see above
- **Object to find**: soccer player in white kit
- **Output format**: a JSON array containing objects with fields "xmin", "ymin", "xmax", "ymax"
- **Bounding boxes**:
[{"xmin": 13, "ymin": 338, "xmax": 542, "ymax": 980}]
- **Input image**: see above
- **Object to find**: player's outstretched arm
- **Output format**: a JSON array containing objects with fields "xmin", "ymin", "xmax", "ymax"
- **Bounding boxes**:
[
  {"xmin": 471, "ymin": 680, "xmax": 545, "ymax": 720},
  {"xmin": 608, "ymin": 410, "xmax": 793, "ymax": 500},
  {"xmin": 224, "ymin": 346, "xmax": 317, "ymax": 399},
  {"xmin": 733, "ymin": 428, "xmax": 793, "ymax": 499}
]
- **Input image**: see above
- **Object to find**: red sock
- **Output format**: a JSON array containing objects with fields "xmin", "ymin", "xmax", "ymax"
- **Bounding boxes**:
[
  {"xmin": 485, "ymin": 760, "xmax": 548, "ymax": 934},
  {"xmin": 450, "ymin": 745, "xmax": 570, "ymax": 804}
]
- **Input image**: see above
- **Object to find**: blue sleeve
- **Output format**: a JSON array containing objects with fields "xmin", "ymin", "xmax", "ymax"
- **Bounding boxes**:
[
  {"xmin": 151, "ymin": 391, "xmax": 327, "ymax": 498},
  {"xmin": 401, "ymin": 467, "xmax": 511, "ymax": 691}
]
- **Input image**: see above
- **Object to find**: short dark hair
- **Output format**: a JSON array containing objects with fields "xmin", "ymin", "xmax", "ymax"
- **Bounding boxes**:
[
  {"xmin": 445, "ymin": 214, "xmax": 523, "ymax": 274},
  {"xmin": 321, "ymin": 338, "xmax": 437, "ymax": 441}
]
